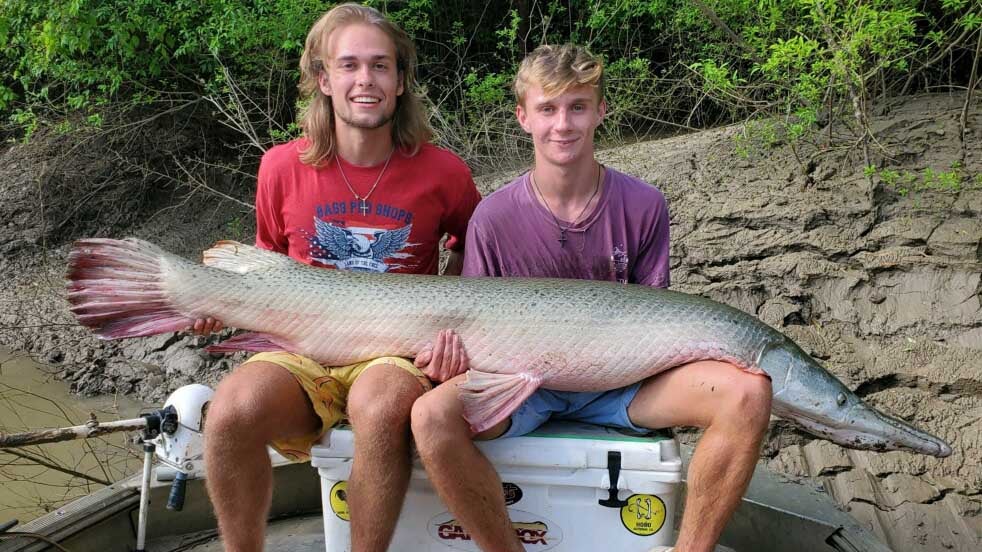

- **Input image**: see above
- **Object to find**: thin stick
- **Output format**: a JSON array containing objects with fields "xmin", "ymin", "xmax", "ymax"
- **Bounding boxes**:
[
  {"xmin": 690, "ymin": 0, "xmax": 758, "ymax": 60},
  {"xmin": 813, "ymin": 1, "xmax": 873, "ymax": 180},
  {"xmin": 2, "ymin": 449, "xmax": 112, "ymax": 486},
  {"xmin": 961, "ymin": 30, "xmax": 981, "ymax": 161},
  {"xmin": 902, "ymin": 24, "xmax": 976, "ymax": 96},
  {"xmin": 0, "ymin": 417, "xmax": 148, "ymax": 448}
]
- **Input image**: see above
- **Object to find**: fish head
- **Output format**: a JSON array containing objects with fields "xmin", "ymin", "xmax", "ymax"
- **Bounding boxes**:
[{"xmin": 762, "ymin": 341, "xmax": 952, "ymax": 458}]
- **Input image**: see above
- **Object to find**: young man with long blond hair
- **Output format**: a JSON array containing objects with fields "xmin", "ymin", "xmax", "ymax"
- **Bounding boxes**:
[
  {"xmin": 196, "ymin": 4, "xmax": 480, "ymax": 551},
  {"xmin": 410, "ymin": 44, "xmax": 771, "ymax": 552}
]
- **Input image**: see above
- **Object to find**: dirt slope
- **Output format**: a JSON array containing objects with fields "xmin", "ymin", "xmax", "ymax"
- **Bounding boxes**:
[
  {"xmin": 1, "ymin": 92, "xmax": 979, "ymax": 551},
  {"xmin": 594, "ymin": 94, "xmax": 980, "ymax": 551}
]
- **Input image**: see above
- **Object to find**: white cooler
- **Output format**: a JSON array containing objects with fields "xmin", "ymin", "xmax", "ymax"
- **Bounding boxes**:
[{"xmin": 310, "ymin": 421, "xmax": 683, "ymax": 551}]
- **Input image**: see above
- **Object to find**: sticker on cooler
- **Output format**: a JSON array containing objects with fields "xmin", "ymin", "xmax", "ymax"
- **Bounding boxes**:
[
  {"xmin": 620, "ymin": 494, "xmax": 667, "ymax": 536},
  {"xmin": 428, "ymin": 509, "xmax": 564, "ymax": 550},
  {"xmin": 502, "ymin": 482, "xmax": 523, "ymax": 505},
  {"xmin": 329, "ymin": 481, "xmax": 350, "ymax": 521}
]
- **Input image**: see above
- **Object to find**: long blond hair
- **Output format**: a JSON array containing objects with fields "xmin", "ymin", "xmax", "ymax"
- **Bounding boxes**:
[{"xmin": 298, "ymin": 3, "xmax": 432, "ymax": 166}]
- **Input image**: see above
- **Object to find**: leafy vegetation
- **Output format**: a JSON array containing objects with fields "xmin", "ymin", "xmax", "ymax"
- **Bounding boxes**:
[
  {"xmin": 870, "ymin": 161, "xmax": 982, "ymax": 197},
  {"xmin": 1, "ymin": 1, "xmax": 979, "ymax": 174}
]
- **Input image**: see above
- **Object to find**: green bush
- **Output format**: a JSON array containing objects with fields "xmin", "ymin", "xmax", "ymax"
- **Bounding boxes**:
[
  {"xmin": 1, "ymin": 0, "xmax": 322, "ymax": 139},
  {"xmin": 1, "ymin": 1, "xmax": 978, "ymax": 171}
]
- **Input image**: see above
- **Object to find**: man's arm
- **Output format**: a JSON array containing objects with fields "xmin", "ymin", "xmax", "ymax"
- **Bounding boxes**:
[
  {"xmin": 194, "ymin": 152, "xmax": 286, "ymax": 335},
  {"xmin": 440, "ymin": 161, "xmax": 481, "ymax": 275},
  {"xmin": 443, "ymin": 249, "xmax": 464, "ymax": 276},
  {"xmin": 418, "ymin": 249, "xmax": 467, "ymax": 379},
  {"xmin": 417, "ymin": 214, "xmax": 489, "ymax": 379},
  {"xmin": 634, "ymin": 187, "xmax": 672, "ymax": 288}
]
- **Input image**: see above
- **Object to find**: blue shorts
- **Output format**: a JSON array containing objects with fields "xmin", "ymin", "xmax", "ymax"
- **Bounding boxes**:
[{"xmin": 500, "ymin": 383, "xmax": 646, "ymax": 438}]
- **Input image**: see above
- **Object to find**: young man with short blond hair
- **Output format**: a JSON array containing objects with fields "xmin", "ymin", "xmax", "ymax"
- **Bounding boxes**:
[
  {"xmin": 410, "ymin": 44, "xmax": 771, "ymax": 552},
  {"xmin": 198, "ymin": 4, "xmax": 480, "ymax": 551}
]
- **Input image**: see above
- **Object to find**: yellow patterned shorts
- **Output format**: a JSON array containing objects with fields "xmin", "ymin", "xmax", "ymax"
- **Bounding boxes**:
[{"xmin": 243, "ymin": 351, "xmax": 432, "ymax": 462}]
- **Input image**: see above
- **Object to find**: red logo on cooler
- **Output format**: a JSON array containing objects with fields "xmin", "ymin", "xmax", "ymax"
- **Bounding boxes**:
[{"xmin": 436, "ymin": 519, "xmax": 549, "ymax": 545}]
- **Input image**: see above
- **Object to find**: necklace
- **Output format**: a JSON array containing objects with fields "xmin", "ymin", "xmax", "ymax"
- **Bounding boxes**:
[
  {"xmin": 530, "ymin": 163, "xmax": 602, "ymax": 248},
  {"xmin": 336, "ymin": 148, "xmax": 395, "ymax": 216}
]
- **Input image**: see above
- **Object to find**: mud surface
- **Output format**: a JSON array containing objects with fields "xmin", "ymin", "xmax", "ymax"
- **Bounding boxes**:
[{"xmin": 1, "ymin": 93, "xmax": 979, "ymax": 550}]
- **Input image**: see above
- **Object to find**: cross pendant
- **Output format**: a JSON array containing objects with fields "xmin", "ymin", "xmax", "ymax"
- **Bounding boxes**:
[
  {"xmin": 558, "ymin": 229, "xmax": 567, "ymax": 248},
  {"xmin": 358, "ymin": 200, "xmax": 370, "ymax": 216}
]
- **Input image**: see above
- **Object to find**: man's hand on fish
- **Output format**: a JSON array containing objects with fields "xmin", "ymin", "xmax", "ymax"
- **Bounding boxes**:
[
  {"xmin": 191, "ymin": 317, "xmax": 224, "ymax": 336},
  {"xmin": 414, "ymin": 329, "xmax": 469, "ymax": 383}
]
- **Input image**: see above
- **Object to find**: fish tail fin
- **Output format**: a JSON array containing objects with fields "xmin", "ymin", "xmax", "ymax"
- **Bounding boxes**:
[
  {"xmin": 459, "ymin": 370, "xmax": 542, "ymax": 434},
  {"xmin": 66, "ymin": 238, "xmax": 195, "ymax": 339},
  {"xmin": 205, "ymin": 332, "xmax": 292, "ymax": 354}
]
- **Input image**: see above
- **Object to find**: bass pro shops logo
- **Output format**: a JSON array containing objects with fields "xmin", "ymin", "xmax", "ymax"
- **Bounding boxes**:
[{"xmin": 428, "ymin": 509, "xmax": 564, "ymax": 551}]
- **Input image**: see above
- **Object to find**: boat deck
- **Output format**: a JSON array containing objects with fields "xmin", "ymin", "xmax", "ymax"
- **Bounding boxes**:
[
  {"xmin": 146, "ymin": 514, "xmax": 740, "ymax": 552},
  {"xmin": 148, "ymin": 514, "xmax": 325, "ymax": 552},
  {"xmin": 0, "ymin": 442, "xmax": 892, "ymax": 552}
]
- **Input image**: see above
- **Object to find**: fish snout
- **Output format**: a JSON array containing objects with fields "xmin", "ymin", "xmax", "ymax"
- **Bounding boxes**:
[
  {"xmin": 846, "ymin": 403, "xmax": 953, "ymax": 458},
  {"xmin": 932, "ymin": 440, "xmax": 953, "ymax": 458}
]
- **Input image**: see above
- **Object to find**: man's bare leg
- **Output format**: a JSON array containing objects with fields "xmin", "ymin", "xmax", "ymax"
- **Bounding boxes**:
[
  {"xmin": 411, "ymin": 374, "xmax": 523, "ymax": 552},
  {"xmin": 628, "ymin": 361, "xmax": 772, "ymax": 552},
  {"xmin": 204, "ymin": 361, "xmax": 320, "ymax": 552},
  {"xmin": 346, "ymin": 364, "xmax": 427, "ymax": 552}
]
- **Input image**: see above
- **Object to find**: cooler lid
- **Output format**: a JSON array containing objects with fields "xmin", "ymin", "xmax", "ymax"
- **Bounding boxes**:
[{"xmin": 311, "ymin": 421, "xmax": 681, "ymax": 473}]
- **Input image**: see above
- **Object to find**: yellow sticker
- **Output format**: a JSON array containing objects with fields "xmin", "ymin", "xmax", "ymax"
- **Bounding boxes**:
[
  {"xmin": 620, "ymin": 494, "xmax": 666, "ymax": 536},
  {"xmin": 329, "ymin": 481, "xmax": 350, "ymax": 521}
]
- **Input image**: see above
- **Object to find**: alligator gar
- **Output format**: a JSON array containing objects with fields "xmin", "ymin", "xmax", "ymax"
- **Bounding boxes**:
[{"xmin": 66, "ymin": 238, "xmax": 952, "ymax": 457}]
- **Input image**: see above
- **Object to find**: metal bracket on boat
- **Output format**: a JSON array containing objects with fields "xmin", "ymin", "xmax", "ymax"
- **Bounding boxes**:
[
  {"xmin": 132, "ymin": 385, "xmax": 212, "ymax": 551},
  {"xmin": 133, "ymin": 405, "xmax": 180, "ymax": 552},
  {"xmin": 134, "ymin": 408, "xmax": 171, "ymax": 552},
  {"xmin": 598, "ymin": 451, "xmax": 629, "ymax": 508},
  {"xmin": 139, "ymin": 406, "xmax": 178, "ymax": 440}
]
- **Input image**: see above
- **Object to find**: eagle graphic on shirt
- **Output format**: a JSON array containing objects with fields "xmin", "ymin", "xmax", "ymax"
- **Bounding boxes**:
[{"xmin": 308, "ymin": 218, "xmax": 414, "ymax": 272}]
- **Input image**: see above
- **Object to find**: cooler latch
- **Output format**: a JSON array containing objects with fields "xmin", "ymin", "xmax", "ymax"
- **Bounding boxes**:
[{"xmin": 598, "ymin": 451, "xmax": 628, "ymax": 508}]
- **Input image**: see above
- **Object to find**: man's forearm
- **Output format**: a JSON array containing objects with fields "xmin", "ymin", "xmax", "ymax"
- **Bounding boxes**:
[{"xmin": 443, "ymin": 250, "xmax": 464, "ymax": 276}]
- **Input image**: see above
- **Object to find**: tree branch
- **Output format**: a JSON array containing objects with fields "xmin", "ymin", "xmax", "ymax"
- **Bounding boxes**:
[
  {"xmin": 690, "ymin": 0, "xmax": 759, "ymax": 61},
  {"xmin": 1, "ymin": 449, "xmax": 112, "ymax": 486},
  {"xmin": 961, "ymin": 30, "xmax": 981, "ymax": 162}
]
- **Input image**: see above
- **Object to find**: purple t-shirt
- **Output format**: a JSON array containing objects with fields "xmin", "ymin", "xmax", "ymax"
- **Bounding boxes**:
[{"xmin": 462, "ymin": 167, "xmax": 670, "ymax": 287}]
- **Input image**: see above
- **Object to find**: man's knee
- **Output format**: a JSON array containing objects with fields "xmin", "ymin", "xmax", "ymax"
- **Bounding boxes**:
[
  {"xmin": 410, "ymin": 392, "xmax": 444, "ymax": 433},
  {"xmin": 410, "ymin": 391, "xmax": 461, "ymax": 452},
  {"xmin": 207, "ymin": 361, "xmax": 311, "ymax": 442},
  {"xmin": 347, "ymin": 365, "xmax": 422, "ymax": 430},
  {"xmin": 210, "ymin": 374, "xmax": 263, "ymax": 432},
  {"xmin": 723, "ymin": 372, "xmax": 772, "ymax": 432}
]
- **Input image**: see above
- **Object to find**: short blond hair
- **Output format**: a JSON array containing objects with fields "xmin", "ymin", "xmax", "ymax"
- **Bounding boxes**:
[
  {"xmin": 297, "ymin": 3, "xmax": 432, "ymax": 166},
  {"xmin": 513, "ymin": 44, "xmax": 604, "ymax": 105}
]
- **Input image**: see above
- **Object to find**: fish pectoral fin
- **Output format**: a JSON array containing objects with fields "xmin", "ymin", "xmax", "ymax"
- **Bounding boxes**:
[
  {"xmin": 205, "ymin": 332, "xmax": 295, "ymax": 354},
  {"xmin": 203, "ymin": 241, "xmax": 297, "ymax": 274},
  {"xmin": 458, "ymin": 370, "xmax": 542, "ymax": 434}
]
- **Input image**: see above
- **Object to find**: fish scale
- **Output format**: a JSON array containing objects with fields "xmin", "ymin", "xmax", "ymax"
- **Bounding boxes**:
[{"xmin": 66, "ymin": 238, "xmax": 952, "ymax": 457}]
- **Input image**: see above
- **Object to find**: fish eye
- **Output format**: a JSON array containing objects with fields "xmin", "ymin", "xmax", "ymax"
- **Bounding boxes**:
[{"xmin": 836, "ymin": 393, "xmax": 846, "ymax": 406}]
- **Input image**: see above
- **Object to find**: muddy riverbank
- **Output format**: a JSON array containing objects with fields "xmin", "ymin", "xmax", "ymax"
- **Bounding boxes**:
[{"xmin": 0, "ymin": 92, "xmax": 979, "ymax": 550}]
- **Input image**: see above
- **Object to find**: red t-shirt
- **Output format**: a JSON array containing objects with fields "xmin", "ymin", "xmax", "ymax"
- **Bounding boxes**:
[{"xmin": 255, "ymin": 139, "xmax": 481, "ymax": 274}]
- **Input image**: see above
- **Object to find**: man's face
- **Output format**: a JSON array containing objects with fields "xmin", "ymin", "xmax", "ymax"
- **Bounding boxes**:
[
  {"xmin": 319, "ymin": 23, "xmax": 404, "ymax": 131},
  {"xmin": 516, "ymin": 83, "xmax": 605, "ymax": 167}
]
